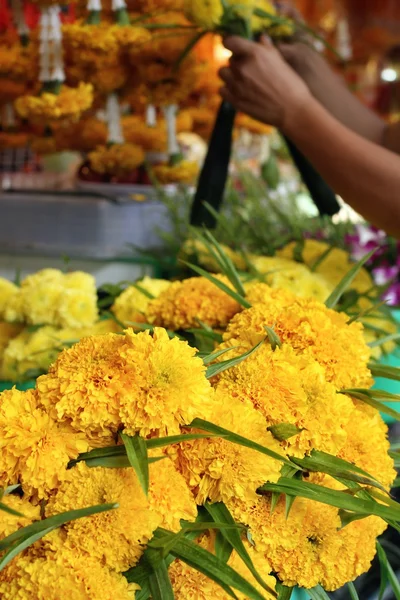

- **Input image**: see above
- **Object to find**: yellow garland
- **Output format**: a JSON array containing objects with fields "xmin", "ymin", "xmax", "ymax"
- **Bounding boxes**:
[
  {"xmin": 88, "ymin": 143, "xmax": 145, "ymax": 176},
  {"xmin": 15, "ymin": 83, "xmax": 94, "ymax": 126},
  {"xmin": 152, "ymin": 160, "xmax": 199, "ymax": 184}
]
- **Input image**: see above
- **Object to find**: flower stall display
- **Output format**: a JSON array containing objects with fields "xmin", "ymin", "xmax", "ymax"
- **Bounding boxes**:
[
  {"xmin": 0, "ymin": 0, "xmax": 298, "ymax": 190},
  {"xmin": 1, "ymin": 236, "xmax": 400, "ymax": 598}
]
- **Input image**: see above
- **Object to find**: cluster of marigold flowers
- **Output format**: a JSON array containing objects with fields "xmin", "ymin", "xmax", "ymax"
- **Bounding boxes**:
[
  {"xmin": 0, "ymin": 268, "xmax": 119, "ymax": 382},
  {"xmin": 0, "ymin": 237, "xmax": 395, "ymax": 598}
]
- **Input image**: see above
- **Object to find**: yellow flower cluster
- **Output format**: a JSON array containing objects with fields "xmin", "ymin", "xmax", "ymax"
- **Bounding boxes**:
[
  {"xmin": 1, "ymin": 269, "xmax": 98, "ymax": 329},
  {"xmin": 88, "ymin": 143, "xmax": 145, "ymax": 176},
  {"xmin": 0, "ymin": 265, "xmax": 395, "ymax": 596},
  {"xmin": 112, "ymin": 276, "xmax": 171, "ymax": 326},
  {"xmin": 184, "ymin": 0, "xmax": 292, "ymax": 34},
  {"xmin": 0, "ymin": 45, "xmax": 37, "ymax": 81},
  {"xmin": 14, "ymin": 83, "xmax": 94, "ymax": 126},
  {"xmin": 152, "ymin": 159, "xmax": 199, "ymax": 184},
  {"xmin": 0, "ymin": 270, "xmax": 108, "ymax": 381},
  {"xmin": 146, "ymin": 275, "xmax": 241, "ymax": 330},
  {"xmin": 188, "ymin": 238, "xmax": 394, "ymax": 357},
  {"xmin": 122, "ymin": 111, "xmax": 194, "ymax": 152}
]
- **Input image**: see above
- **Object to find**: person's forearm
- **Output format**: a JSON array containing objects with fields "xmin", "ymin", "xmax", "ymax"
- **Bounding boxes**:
[
  {"xmin": 283, "ymin": 98, "xmax": 400, "ymax": 236},
  {"xmin": 296, "ymin": 49, "xmax": 386, "ymax": 145}
]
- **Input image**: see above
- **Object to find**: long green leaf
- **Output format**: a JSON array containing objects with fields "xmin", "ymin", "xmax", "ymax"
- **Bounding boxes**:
[
  {"xmin": 0, "ymin": 503, "xmax": 117, "ymax": 553},
  {"xmin": 147, "ymin": 556, "xmax": 175, "ymax": 600},
  {"xmin": 120, "ymin": 433, "xmax": 149, "ymax": 495},
  {"xmin": 189, "ymin": 418, "xmax": 297, "ymax": 469},
  {"xmin": 204, "ymin": 502, "xmax": 277, "ymax": 597},
  {"xmin": 183, "ymin": 262, "xmax": 251, "ymax": 309},
  {"xmin": 258, "ymin": 478, "xmax": 400, "ymax": 522},
  {"xmin": 206, "ymin": 340, "xmax": 264, "ymax": 379},
  {"xmin": 306, "ymin": 585, "xmax": 331, "ymax": 600},
  {"xmin": 376, "ymin": 542, "xmax": 390, "ymax": 600},
  {"xmin": 215, "ymin": 530, "xmax": 233, "ymax": 563},
  {"xmin": 202, "ymin": 346, "xmax": 240, "ymax": 365},
  {"xmin": 276, "ymin": 584, "xmax": 292, "ymax": 600},
  {"xmin": 0, "ymin": 527, "xmax": 55, "ymax": 572},
  {"xmin": 0, "ymin": 502, "xmax": 25, "ymax": 518},
  {"xmin": 155, "ymin": 528, "xmax": 268, "ymax": 600},
  {"xmin": 347, "ymin": 582, "xmax": 360, "ymax": 600},
  {"xmin": 340, "ymin": 390, "xmax": 400, "ymax": 421},
  {"xmin": 325, "ymin": 249, "xmax": 376, "ymax": 309},
  {"xmin": 72, "ymin": 434, "xmax": 225, "ymax": 468},
  {"xmin": 369, "ymin": 363, "xmax": 400, "ymax": 382},
  {"xmin": 376, "ymin": 542, "xmax": 400, "ymax": 600},
  {"xmin": 290, "ymin": 449, "xmax": 387, "ymax": 493},
  {"xmin": 369, "ymin": 333, "xmax": 400, "ymax": 349}
]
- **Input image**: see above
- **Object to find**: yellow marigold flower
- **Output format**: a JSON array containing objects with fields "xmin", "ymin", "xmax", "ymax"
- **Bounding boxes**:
[
  {"xmin": 0, "ymin": 278, "xmax": 19, "ymax": 319},
  {"xmin": 278, "ymin": 240, "xmax": 373, "ymax": 294},
  {"xmin": 215, "ymin": 342, "xmax": 353, "ymax": 456},
  {"xmin": 129, "ymin": 13, "xmax": 192, "ymax": 63},
  {"xmin": 46, "ymin": 463, "xmax": 159, "ymax": 572},
  {"xmin": 113, "ymin": 25, "xmax": 152, "ymax": 48},
  {"xmin": 68, "ymin": 117, "xmax": 107, "ymax": 152},
  {"xmin": 183, "ymin": 0, "xmax": 224, "ymax": 29},
  {"xmin": 229, "ymin": 495, "xmax": 386, "ymax": 591},
  {"xmin": 245, "ymin": 281, "xmax": 296, "ymax": 308},
  {"xmin": 0, "ymin": 322, "xmax": 23, "ymax": 372},
  {"xmin": 15, "ymin": 83, "xmax": 94, "ymax": 126},
  {"xmin": 224, "ymin": 297, "xmax": 373, "ymax": 390},
  {"xmin": 22, "ymin": 282, "xmax": 64, "ymax": 326},
  {"xmin": 229, "ymin": 0, "xmax": 277, "ymax": 32},
  {"xmin": 153, "ymin": 160, "xmax": 199, "ymax": 184},
  {"xmin": 249, "ymin": 256, "xmax": 333, "ymax": 303},
  {"xmin": 148, "ymin": 453, "xmax": 197, "ymax": 531},
  {"xmin": 181, "ymin": 238, "xmax": 247, "ymax": 271},
  {"xmin": 118, "ymin": 328, "xmax": 213, "ymax": 436},
  {"xmin": 64, "ymin": 270, "xmax": 97, "ymax": 294},
  {"xmin": 0, "ymin": 494, "xmax": 40, "ymax": 540},
  {"xmin": 36, "ymin": 332, "xmax": 128, "ymax": 437},
  {"xmin": 169, "ymin": 532, "xmax": 277, "ymax": 599},
  {"xmin": 122, "ymin": 115, "xmax": 168, "ymax": 152},
  {"xmin": 339, "ymin": 402, "xmax": 396, "ymax": 489},
  {"xmin": 88, "ymin": 143, "xmax": 144, "ymax": 176},
  {"xmin": 112, "ymin": 277, "xmax": 171, "ymax": 326},
  {"xmin": 62, "ymin": 22, "xmax": 119, "ymax": 54},
  {"xmin": 0, "ymin": 45, "xmax": 37, "ymax": 81},
  {"xmin": 0, "ymin": 549, "xmax": 139, "ymax": 600},
  {"xmin": 37, "ymin": 328, "xmax": 213, "ymax": 438},
  {"xmin": 1, "ymin": 326, "xmax": 81, "ymax": 382},
  {"xmin": 174, "ymin": 390, "xmax": 283, "ymax": 504},
  {"xmin": 57, "ymin": 289, "xmax": 98, "ymax": 330},
  {"xmin": 140, "ymin": 57, "xmax": 202, "ymax": 105},
  {"xmin": 90, "ymin": 63, "xmax": 129, "ymax": 94},
  {"xmin": 146, "ymin": 276, "xmax": 241, "ymax": 331},
  {"xmin": 0, "ymin": 388, "xmax": 87, "ymax": 498}
]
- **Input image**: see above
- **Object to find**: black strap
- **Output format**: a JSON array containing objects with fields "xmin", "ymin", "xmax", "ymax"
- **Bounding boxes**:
[
  {"xmin": 190, "ymin": 100, "xmax": 236, "ymax": 228},
  {"xmin": 283, "ymin": 135, "xmax": 341, "ymax": 216}
]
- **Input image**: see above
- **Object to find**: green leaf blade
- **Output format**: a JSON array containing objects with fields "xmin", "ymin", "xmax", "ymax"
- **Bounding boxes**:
[{"xmin": 120, "ymin": 433, "xmax": 149, "ymax": 495}]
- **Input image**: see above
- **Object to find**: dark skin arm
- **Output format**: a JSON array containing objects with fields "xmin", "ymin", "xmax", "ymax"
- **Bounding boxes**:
[
  {"xmin": 279, "ymin": 42, "xmax": 400, "ymax": 155},
  {"xmin": 219, "ymin": 36, "xmax": 400, "ymax": 237}
]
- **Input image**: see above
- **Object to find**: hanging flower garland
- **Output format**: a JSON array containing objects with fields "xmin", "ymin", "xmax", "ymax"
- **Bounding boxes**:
[{"xmin": 87, "ymin": 93, "xmax": 144, "ymax": 179}]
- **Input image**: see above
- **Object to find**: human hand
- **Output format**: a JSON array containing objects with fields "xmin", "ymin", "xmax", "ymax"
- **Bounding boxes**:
[{"xmin": 219, "ymin": 35, "xmax": 312, "ymax": 132}]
